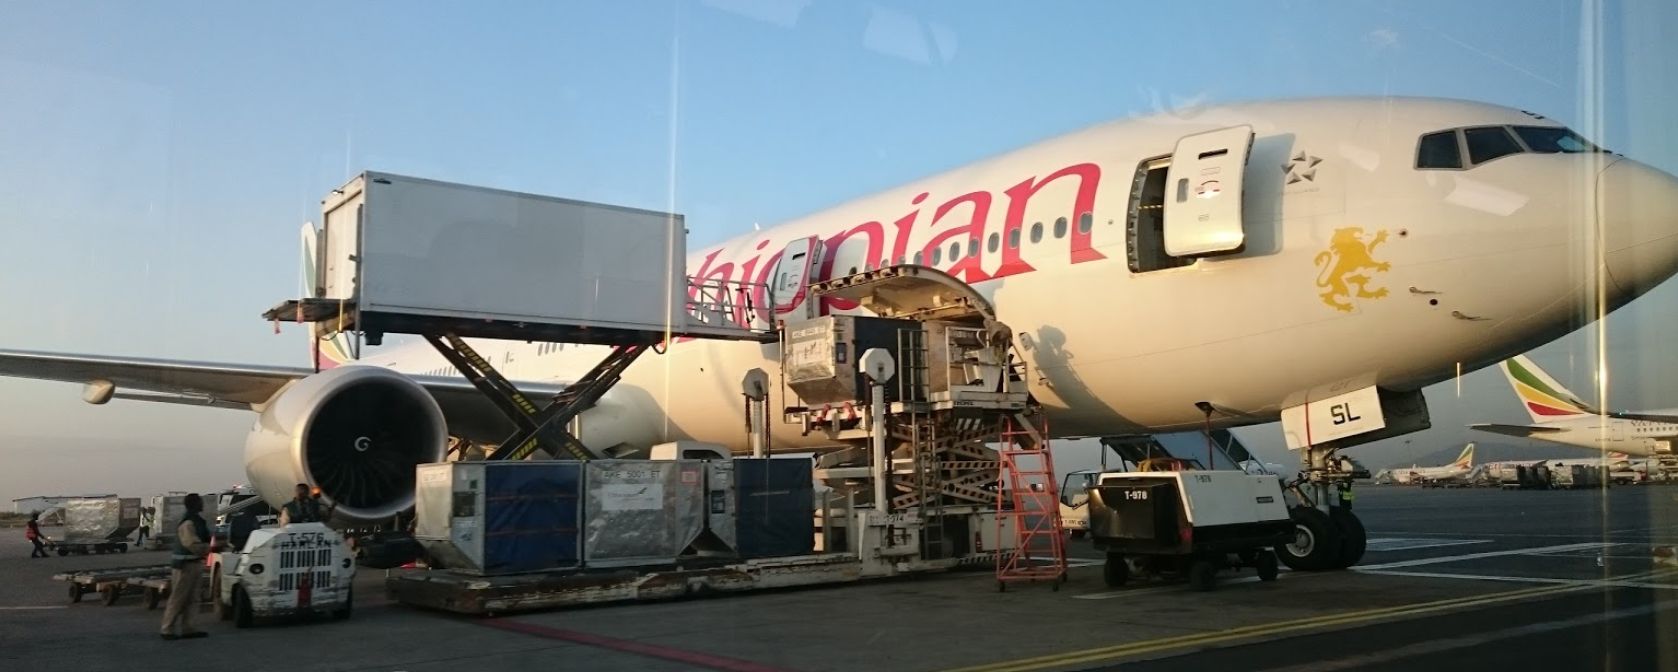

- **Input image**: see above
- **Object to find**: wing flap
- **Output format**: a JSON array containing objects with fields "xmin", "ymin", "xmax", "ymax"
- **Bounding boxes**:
[
  {"xmin": 1469, "ymin": 423, "xmax": 1567, "ymax": 438},
  {"xmin": 0, "ymin": 349, "xmax": 569, "ymax": 444},
  {"xmin": 0, "ymin": 349, "xmax": 307, "ymax": 405}
]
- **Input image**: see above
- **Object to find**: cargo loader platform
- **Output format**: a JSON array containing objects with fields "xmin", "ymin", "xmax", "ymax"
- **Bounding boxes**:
[{"xmin": 385, "ymin": 554, "xmax": 864, "ymax": 616}]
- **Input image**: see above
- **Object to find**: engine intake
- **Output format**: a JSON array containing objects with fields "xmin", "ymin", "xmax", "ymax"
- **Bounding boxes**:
[{"xmin": 245, "ymin": 366, "xmax": 446, "ymax": 522}]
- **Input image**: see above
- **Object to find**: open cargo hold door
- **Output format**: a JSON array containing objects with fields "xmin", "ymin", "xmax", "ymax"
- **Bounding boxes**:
[
  {"xmin": 811, "ymin": 265, "xmax": 994, "ymax": 324},
  {"xmin": 1163, "ymin": 125, "xmax": 1253, "ymax": 257},
  {"xmin": 769, "ymin": 236, "xmax": 823, "ymax": 318}
]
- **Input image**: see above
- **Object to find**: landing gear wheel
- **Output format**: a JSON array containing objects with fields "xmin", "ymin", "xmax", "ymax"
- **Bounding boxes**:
[
  {"xmin": 232, "ymin": 586, "xmax": 253, "ymax": 629},
  {"xmin": 1103, "ymin": 553, "xmax": 1129, "ymax": 588},
  {"xmin": 1255, "ymin": 550, "xmax": 1280, "ymax": 582},
  {"xmin": 1331, "ymin": 509, "xmax": 1368, "ymax": 569},
  {"xmin": 1187, "ymin": 559, "xmax": 1217, "ymax": 592},
  {"xmin": 1277, "ymin": 506, "xmax": 1340, "ymax": 572}
]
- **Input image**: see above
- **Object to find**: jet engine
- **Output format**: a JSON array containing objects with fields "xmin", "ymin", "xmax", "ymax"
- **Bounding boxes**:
[{"xmin": 244, "ymin": 366, "xmax": 446, "ymax": 522}]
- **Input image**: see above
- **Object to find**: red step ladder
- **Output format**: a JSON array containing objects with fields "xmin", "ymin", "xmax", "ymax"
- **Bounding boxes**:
[{"xmin": 995, "ymin": 414, "xmax": 1068, "ymax": 591}]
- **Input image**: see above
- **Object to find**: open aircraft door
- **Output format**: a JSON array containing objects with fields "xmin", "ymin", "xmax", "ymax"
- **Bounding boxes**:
[
  {"xmin": 768, "ymin": 236, "xmax": 823, "ymax": 320},
  {"xmin": 1163, "ymin": 125, "xmax": 1254, "ymax": 257}
]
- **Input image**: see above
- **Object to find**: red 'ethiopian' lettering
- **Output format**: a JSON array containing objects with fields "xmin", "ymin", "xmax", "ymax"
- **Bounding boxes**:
[
  {"xmin": 685, "ymin": 160, "xmax": 1108, "ymax": 330},
  {"xmin": 920, "ymin": 190, "xmax": 992, "ymax": 284},
  {"xmin": 1001, "ymin": 162, "xmax": 1105, "ymax": 271},
  {"xmin": 819, "ymin": 222, "xmax": 886, "ymax": 312}
]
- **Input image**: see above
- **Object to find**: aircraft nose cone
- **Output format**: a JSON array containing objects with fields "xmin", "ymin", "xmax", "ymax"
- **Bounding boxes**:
[{"xmin": 1600, "ymin": 158, "xmax": 1678, "ymax": 296}]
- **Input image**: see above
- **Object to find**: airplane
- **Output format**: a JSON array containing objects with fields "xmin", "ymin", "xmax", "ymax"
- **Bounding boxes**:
[
  {"xmin": 1471, "ymin": 355, "xmax": 1678, "ymax": 460},
  {"xmin": 2, "ymin": 96, "xmax": 1678, "ymax": 526},
  {"xmin": 1389, "ymin": 443, "xmax": 1476, "ymax": 485}
]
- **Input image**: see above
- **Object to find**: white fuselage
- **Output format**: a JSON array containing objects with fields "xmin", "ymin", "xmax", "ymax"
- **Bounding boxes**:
[
  {"xmin": 1393, "ymin": 463, "xmax": 1471, "ymax": 484},
  {"xmin": 349, "ymin": 97, "xmax": 1678, "ymax": 455},
  {"xmin": 1519, "ymin": 414, "xmax": 1678, "ymax": 458}
]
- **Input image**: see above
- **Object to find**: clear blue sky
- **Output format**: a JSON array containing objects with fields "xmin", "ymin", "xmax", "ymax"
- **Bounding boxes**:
[{"xmin": 2, "ymin": 1, "xmax": 1675, "ymax": 502}]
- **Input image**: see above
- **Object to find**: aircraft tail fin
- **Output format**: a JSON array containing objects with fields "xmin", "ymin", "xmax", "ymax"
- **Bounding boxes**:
[
  {"xmin": 1456, "ymin": 443, "xmax": 1475, "ymax": 469},
  {"xmin": 300, "ymin": 223, "xmax": 351, "ymax": 370},
  {"xmin": 1501, "ymin": 355, "xmax": 1594, "ymax": 423}
]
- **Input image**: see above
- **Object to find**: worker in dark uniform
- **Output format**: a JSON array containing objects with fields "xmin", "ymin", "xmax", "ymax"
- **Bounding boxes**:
[
  {"xmin": 26, "ymin": 512, "xmax": 48, "ymax": 558},
  {"xmin": 159, "ymin": 494, "xmax": 209, "ymax": 640},
  {"xmin": 278, "ymin": 483, "xmax": 335, "ymax": 526}
]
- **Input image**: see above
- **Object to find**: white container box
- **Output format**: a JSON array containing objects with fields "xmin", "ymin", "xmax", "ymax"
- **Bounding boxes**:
[{"xmin": 319, "ymin": 172, "xmax": 686, "ymax": 334}]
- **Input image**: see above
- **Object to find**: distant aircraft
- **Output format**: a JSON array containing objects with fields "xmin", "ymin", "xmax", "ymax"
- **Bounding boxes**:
[
  {"xmin": 1471, "ymin": 355, "xmax": 1678, "ymax": 460},
  {"xmin": 1391, "ymin": 443, "xmax": 1476, "ymax": 485}
]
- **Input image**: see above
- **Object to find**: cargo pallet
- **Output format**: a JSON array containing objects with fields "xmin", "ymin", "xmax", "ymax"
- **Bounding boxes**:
[
  {"xmin": 46, "ymin": 538, "xmax": 130, "ymax": 557},
  {"xmin": 54, "ymin": 565, "xmax": 168, "ymax": 606},
  {"xmin": 385, "ymin": 554, "xmax": 862, "ymax": 616}
]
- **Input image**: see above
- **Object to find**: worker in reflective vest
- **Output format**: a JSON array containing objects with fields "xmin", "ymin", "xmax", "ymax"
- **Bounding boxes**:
[
  {"xmin": 159, "ymin": 493, "xmax": 210, "ymax": 640},
  {"xmin": 278, "ymin": 483, "xmax": 335, "ymax": 526},
  {"xmin": 26, "ymin": 513, "xmax": 48, "ymax": 558}
]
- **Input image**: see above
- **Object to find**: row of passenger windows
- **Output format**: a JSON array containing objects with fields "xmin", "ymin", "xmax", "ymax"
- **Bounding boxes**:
[
  {"xmin": 838, "ymin": 213, "xmax": 1095, "ymax": 275},
  {"xmin": 1416, "ymin": 125, "xmax": 1601, "ymax": 170}
]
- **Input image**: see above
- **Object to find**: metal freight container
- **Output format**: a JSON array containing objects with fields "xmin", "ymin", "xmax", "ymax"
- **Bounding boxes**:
[
  {"xmin": 64, "ymin": 497, "xmax": 141, "ymax": 542},
  {"xmin": 148, "ymin": 494, "xmax": 221, "ymax": 548},
  {"xmin": 733, "ymin": 458, "xmax": 815, "ymax": 558},
  {"xmin": 319, "ymin": 172, "xmax": 686, "ymax": 335},
  {"xmin": 705, "ymin": 461, "xmax": 738, "ymax": 553},
  {"xmin": 414, "ymin": 462, "xmax": 582, "ymax": 575},
  {"xmin": 583, "ymin": 460, "xmax": 708, "ymax": 568}
]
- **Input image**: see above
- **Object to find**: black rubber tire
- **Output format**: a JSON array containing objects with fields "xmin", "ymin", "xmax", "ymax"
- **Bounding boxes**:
[
  {"xmin": 1188, "ymin": 559, "xmax": 1217, "ymax": 592},
  {"xmin": 1070, "ymin": 530, "xmax": 1087, "ymax": 540},
  {"xmin": 996, "ymin": 580, "xmax": 1007, "ymax": 593},
  {"xmin": 1277, "ymin": 506, "xmax": 1339, "ymax": 572},
  {"xmin": 1255, "ymin": 549, "xmax": 1280, "ymax": 582},
  {"xmin": 145, "ymin": 587, "xmax": 161, "ymax": 610},
  {"xmin": 1103, "ymin": 553, "xmax": 1129, "ymax": 588},
  {"xmin": 213, "ymin": 568, "xmax": 231, "ymax": 622},
  {"xmin": 117, "ymin": 544, "xmax": 127, "ymax": 554},
  {"xmin": 233, "ymin": 586, "xmax": 253, "ymax": 629},
  {"xmin": 332, "ymin": 586, "xmax": 353, "ymax": 620},
  {"xmin": 1331, "ymin": 509, "xmax": 1368, "ymax": 569},
  {"xmin": 69, "ymin": 583, "xmax": 83, "ymax": 603},
  {"xmin": 101, "ymin": 586, "xmax": 120, "ymax": 606},
  {"xmin": 57, "ymin": 548, "xmax": 68, "ymax": 557}
]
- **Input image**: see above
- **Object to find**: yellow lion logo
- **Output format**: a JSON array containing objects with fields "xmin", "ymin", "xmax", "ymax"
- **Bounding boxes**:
[{"xmin": 1314, "ymin": 227, "xmax": 1390, "ymax": 312}]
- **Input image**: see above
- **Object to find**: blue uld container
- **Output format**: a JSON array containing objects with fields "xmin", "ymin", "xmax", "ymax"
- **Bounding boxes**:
[
  {"xmin": 414, "ymin": 461, "xmax": 582, "ymax": 575},
  {"xmin": 733, "ymin": 458, "xmax": 815, "ymax": 558}
]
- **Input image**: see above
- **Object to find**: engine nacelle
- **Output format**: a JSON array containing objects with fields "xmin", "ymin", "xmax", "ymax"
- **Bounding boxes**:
[{"xmin": 244, "ymin": 366, "xmax": 446, "ymax": 522}]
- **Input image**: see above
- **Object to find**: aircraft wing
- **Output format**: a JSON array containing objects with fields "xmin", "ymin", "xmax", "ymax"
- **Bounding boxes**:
[
  {"xmin": 1469, "ymin": 423, "xmax": 1567, "ymax": 438},
  {"xmin": 1607, "ymin": 411, "xmax": 1678, "ymax": 424},
  {"xmin": 0, "ymin": 349, "xmax": 557, "ymax": 442}
]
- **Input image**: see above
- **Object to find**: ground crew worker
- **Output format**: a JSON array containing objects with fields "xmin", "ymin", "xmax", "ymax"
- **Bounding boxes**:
[
  {"xmin": 278, "ymin": 483, "xmax": 334, "ymax": 526},
  {"xmin": 26, "ymin": 512, "xmax": 48, "ymax": 559},
  {"xmin": 159, "ymin": 493, "xmax": 210, "ymax": 640},
  {"xmin": 135, "ymin": 507, "xmax": 153, "ymax": 547}
]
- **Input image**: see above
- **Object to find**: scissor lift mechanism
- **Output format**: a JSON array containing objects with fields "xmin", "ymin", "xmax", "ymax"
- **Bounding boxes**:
[{"xmin": 267, "ymin": 281, "xmax": 770, "ymax": 462}]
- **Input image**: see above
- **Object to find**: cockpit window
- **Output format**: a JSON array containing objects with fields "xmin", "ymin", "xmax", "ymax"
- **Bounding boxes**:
[
  {"xmin": 1512, "ymin": 126, "xmax": 1601, "ymax": 154},
  {"xmin": 1416, "ymin": 130, "xmax": 1463, "ymax": 169},
  {"xmin": 1464, "ymin": 126, "xmax": 1523, "ymax": 165}
]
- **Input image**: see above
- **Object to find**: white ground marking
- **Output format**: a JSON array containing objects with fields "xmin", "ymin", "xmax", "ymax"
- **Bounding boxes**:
[
  {"xmin": 1355, "ymin": 541, "xmax": 1622, "ymax": 570},
  {"xmin": 1356, "ymin": 566, "xmax": 1678, "ymax": 591},
  {"xmin": 1074, "ymin": 573, "xmax": 1285, "ymax": 599},
  {"xmin": 1365, "ymin": 538, "xmax": 1492, "ymax": 552}
]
